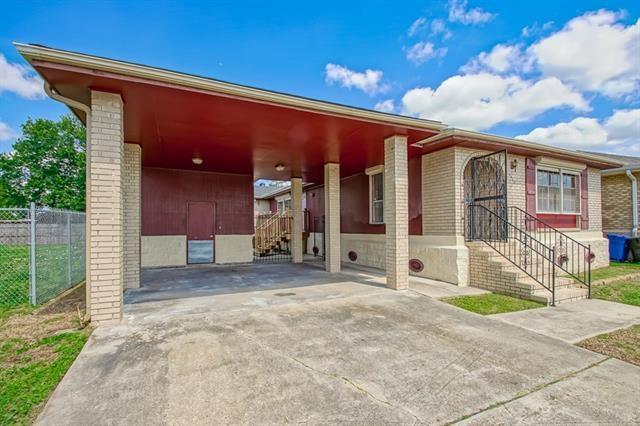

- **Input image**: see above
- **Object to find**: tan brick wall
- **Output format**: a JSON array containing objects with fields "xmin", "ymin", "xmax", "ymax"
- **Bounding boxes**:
[
  {"xmin": 587, "ymin": 168, "xmax": 602, "ymax": 232},
  {"xmin": 602, "ymin": 173, "xmax": 637, "ymax": 235},
  {"xmin": 123, "ymin": 143, "xmax": 141, "ymax": 289},
  {"xmin": 324, "ymin": 163, "xmax": 341, "ymax": 272},
  {"xmin": 291, "ymin": 177, "xmax": 303, "ymax": 263},
  {"xmin": 88, "ymin": 91, "xmax": 124, "ymax": 325},
  {"xmin": 385, "ymin": 135, "xmax": 409, "ymax": 290},
  {"xmin": 422, "ymin": 147, "xmax": 458, "ymax": 235}
]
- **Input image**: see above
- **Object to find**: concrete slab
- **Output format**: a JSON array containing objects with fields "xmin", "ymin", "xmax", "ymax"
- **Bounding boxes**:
[
  {"xmin": 461, "ymin": 358, "xmax": 640, "ymax": 425},
  {"xmin": 492, "ymin": 299, "xmax": 640, "ymax": 343},
  {"xmin": 38, "ymin": 264, "xmax": 640, "ymax": 425}
]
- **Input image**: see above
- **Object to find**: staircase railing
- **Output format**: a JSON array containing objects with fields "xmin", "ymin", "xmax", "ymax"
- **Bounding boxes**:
[
  {"xmin": 507, "ymin": 206, "xmax": 592, "ymax": 296},
  {"xmin": 467, "ymin": 204, "xmax": 557, "ymax": 305},
  {"xmin": 254, "ymin": 212, "xmax": 291, "ymax": 255}
]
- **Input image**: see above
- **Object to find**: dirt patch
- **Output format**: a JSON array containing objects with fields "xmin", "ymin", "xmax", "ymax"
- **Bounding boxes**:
[
  {"xmin": 577, "ymin": 324, "xmax": 640, "ymax": 366},
  {"xmin": 0, "ymin": 283, "xmax": 87, "ymax": 342},
  {"xmin": 3, "ymin": 345, "xmax": 57, "ymax": 369}
]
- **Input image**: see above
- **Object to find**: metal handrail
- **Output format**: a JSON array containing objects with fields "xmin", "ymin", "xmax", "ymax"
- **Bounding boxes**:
[
  {"xmin": 508, "ymin": 206, "xmax": 592, "ymax": 295},
  {"xmin": 467, "ymin": 204, "xmax": 557, "ymax": 305}
]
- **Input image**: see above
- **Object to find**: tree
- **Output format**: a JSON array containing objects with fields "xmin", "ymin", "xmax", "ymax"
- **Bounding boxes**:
[{"xmin": 0, "ymin": 115, "xmax": 86, "ymax": 210}]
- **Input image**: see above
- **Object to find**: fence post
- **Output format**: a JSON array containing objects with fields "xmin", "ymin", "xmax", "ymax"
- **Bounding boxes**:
[
  {"xmin": 67, "ymin": 213, "xmax": 72, "ymax": 287},
  {"xmin": 29, "ymin": 202, "xmax": 37, "ymax": 305}
]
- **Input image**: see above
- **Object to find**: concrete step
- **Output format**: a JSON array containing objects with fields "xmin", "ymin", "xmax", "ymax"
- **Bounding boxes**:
[{"xmin": 530, "ymin": 286, "xmax": 589, "ymax": 305}]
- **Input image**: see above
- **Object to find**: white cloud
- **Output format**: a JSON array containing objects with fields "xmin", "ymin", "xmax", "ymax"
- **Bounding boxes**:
[
  {"xmin": 374, "ymin": 99, "xmax": 396, "ymax": 113},
  {"xmin": 406, "ymin": 41, "xmax": 448, "ymax": 65},
  {"xmin": 408, "ymin": 17, "xmax": 427, "ymax": 37},
  {"xmin": 461, "ymin": 43, "xmax": 533, "ymax": 74},
  {"xmin": 430, "ymin": 18, "xmax": 453, "ymax": 39},
  {"xmin": 605, "ymin": 109, "xmax": 640, "ymax": 143},
  {"xmin": 448, "ymin": 0, "xmax": 495, "ymax": 25},
  {"xmin": 325, "ymin": 63, "xmax": 387, "ymax": 96},
  {"xmin": 529, "ymin": 10, "xmax": 640, "ymax": 97},
  {"xmin": 516, "ymin": 109, "xmax": 640, "ymax": 152},
  {"xmin": 0, "ymin": 54, "xmax": 44, "ymax": 99},
  {"xmin": 0, "ymin": 120, "xmax": 16, "ymax": 141},
  {"xmin": 401, "ymin": 73, "xmax": 588, "ymax": 131}
]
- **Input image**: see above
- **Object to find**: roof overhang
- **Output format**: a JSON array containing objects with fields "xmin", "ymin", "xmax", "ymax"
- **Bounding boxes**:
[
  {"xmin": 413, "ymin": 128, "xmax": 623, "ymax": 169},
  {"xmin": 15, "ymin": 43, "xmax": 446, "ymax": 182},
  {"xmin": 602, "ymin": 164, "xmax": 640, "ymax": 176}
]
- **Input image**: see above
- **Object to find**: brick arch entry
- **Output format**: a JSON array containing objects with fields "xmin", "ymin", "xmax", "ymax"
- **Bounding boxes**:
[{"xmin": 462, "ymin": 150, "xmax": 508, "ymax": 239}]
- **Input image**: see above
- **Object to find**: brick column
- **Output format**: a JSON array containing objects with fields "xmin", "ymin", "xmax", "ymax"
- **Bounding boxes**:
[
  {"xmin": 123, "ymin": 143, "xmax": 141, "ymax": 289},
  {"xmin": 385, "ymin": 135, "xmax": 409, "ymax": 290},
  {"xmin": 324, "ymin": 163, "xmax": 340, "ymax": 272},
  {"xmin": 291, "ymin": 177, "xmax": 303, "ymax": 263},
  {"xmin": 88, "ymin": 91, "xmax": 125, "ymax": 325}
]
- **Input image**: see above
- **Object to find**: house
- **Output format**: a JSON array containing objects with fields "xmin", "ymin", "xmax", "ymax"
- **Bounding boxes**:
[
  {"xmin": 592, "ymin": 153, "xmax": 639, "ymax": 237},
  {"xmin": 15, "ymin": 43, "xmax": 622, "ymax": 324}
]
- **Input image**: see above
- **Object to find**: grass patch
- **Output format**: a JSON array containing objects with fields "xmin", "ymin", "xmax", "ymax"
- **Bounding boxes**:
[
  {"xmin": 0, "ymin": 284, "xmax": 88, "ymax": 424},
  {"xmin": 0, "ymin": 331, "xmax": 88, "ymax": 424},
  {"xmin": 590, "ymin": 261, "xmax": 640, "ymax": 282},
  {"xmin": 592, "ymin": 280, "xmax": 640, "ymax": 306},
  {"xmin": 442, "ymin": 293, "xmax": 545, "ymax": 315},
  {"xmin": 577, "ymin": 324, "xmax": 640, "ymax": 367}
]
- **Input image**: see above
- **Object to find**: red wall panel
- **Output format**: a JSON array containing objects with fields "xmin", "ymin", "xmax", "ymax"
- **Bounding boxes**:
[
  {"xmin": 537, "ymin": 214, "xmax": 579, "ymax": 229},
  {"xmin": 302, "ymin": 156, "xmax": 422, "ymax": 236},
  {"xmin": 142, "ymin": 167, "xmax": 254, "ymax": 236}
]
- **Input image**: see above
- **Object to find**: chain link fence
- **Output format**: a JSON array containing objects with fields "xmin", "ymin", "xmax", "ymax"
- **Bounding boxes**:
[{"xmin": 0, "ymin": 204, "xmax": 86, "ymax": 307}]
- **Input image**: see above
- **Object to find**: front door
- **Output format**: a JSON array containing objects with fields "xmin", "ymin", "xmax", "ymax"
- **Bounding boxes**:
[{"xmin": 187, "ymin": 201, "xmax": 215, "ymax": 264}]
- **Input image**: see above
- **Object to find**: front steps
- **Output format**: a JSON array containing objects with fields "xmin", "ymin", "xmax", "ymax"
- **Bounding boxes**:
[{"xmin": 467, "ymin": 242, "xmax": 588, "ymax": 305}]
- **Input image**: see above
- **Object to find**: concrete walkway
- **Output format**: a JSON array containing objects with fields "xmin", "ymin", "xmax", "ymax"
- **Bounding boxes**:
[
  {"xmin": 38, "ymin": 264, "xmax": 640, "ymax": 425},
  {"xmin": 492, "ymin": 299, "xmax": 640, "ymax": 343}
]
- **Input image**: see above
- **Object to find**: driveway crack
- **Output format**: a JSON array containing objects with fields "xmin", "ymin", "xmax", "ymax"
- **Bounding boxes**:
[
  {"xmin": 444, "ymin": 356, "xmax": 611, "ymax": 425},
  {"xmin": 228, "ymin": 326, "xmax": 423, "ymax": 424}
]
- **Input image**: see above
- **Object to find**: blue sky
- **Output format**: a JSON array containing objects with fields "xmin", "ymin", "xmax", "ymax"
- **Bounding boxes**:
[{"xmin": 1, "ymin": 0, "xmax": 638, "ymax": 154}]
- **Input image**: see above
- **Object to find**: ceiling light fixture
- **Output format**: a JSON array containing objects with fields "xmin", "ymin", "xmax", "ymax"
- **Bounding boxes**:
[
  {"xmin": 192, "ymin": 154, "xmax": 203, "ymax": 165},
  {"xmin": 275, "ymin": 164, "xmax": 285, "ymax": 171}
]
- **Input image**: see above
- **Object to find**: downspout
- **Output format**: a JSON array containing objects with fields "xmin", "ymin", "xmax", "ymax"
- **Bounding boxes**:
[
  {"xmin": 627, "ymin": 169, "xmax": 638, "ymax": 237},
  {"xmin": 44, "ymin": 82, "xmax": 93, "ymax": 315}
]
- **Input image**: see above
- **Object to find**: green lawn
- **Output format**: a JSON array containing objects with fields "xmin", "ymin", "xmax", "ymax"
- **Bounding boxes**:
[
  {"xmin": 592, "ymin": 281, "xmax": 640, "ymax": 307},
  {"xmin": 0, "ymin": 290, "xmax": 89, "ymax": 424},
  {"xmin": 590, "ymin": 261, "xmax": 640, "ymax": 282},
  {"xmin": 442, "ymin": 293, "xmax": 545, "ymax": 315}
]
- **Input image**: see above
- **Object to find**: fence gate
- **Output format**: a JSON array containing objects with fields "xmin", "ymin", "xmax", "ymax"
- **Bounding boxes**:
[
  {"xmin": 0, "ymin": 204, "xmax": 86, "ymax": 307},
  {"xmin": 466, "ymin": 150, "xmax": 508, "ymax": 240},
  {"xmin": 309, "ymin": 214, "xmax": 325, "ymax": 261},
  {"xmin": 253, "ymin": 213, "xmax": 293, "ymax": 263}
]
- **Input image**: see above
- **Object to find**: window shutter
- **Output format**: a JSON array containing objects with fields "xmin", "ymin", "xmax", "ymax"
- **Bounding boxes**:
[
  {"xmin": 525, "ymin": 158, "xmax": 537, "ymax": 230},
  {"xmin": 580, "ymin": 169, "xmax": 589, "ymax": 230}
]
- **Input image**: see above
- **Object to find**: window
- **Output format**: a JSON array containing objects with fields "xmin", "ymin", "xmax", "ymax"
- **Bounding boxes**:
[
  {"xmin": 370, "ymin": 172, "xmax": 384, "ymax": 224},
  {"xmin": 537, "ymin": 168, "xmax": 580, "ymax": 214}
]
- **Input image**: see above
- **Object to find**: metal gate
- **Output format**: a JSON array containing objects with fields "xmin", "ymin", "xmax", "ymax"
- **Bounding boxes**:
[
  {"xmin": 465, "ymin": 150, "xmax": 508, "ymax": 240},
  {"xmin": 310, "ymin": 215, "xmax": 325, "ymax": 261},
  {"xmin": 253, "ymin": 213, "xmax": 292, "ymax": 263}
]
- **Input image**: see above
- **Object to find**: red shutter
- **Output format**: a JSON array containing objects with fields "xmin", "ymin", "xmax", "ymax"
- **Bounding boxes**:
[
  {"xmin": 580, "ymin": 169, "xmax": 589, "ymax": 230},
  {"xmin": 525, "ymin": 158, "xmax": 537, "ymax": 231}
]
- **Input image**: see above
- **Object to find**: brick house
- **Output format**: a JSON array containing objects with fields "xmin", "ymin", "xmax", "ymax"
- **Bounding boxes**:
[
  {"xmin": 16, "ymin": 43, "xmax": 622, "ymax": 324},
  {"xmin": 597, "ymin": 153, "xmax": 639, "ymax": 237}
]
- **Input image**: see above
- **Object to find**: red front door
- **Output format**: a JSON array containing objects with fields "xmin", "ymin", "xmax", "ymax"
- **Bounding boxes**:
[{"xmin": 187, "ymin": 201, "xmax": 214, "ymax": 240}]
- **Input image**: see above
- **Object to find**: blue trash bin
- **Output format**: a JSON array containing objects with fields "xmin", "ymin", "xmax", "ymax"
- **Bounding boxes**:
[{"xmin": 607, "ymin": 234, "xmax": 630, "ymax": 262}]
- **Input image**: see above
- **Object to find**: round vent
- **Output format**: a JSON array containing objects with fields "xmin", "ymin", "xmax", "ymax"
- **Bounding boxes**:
[
  {"xmin": 585, "ymin": 252, "xmax": 596, "ymax": 263},
  {"xmin": 409, "ymin": 259, "xmax": 424, "ymax": 273},
  {"xmin": 348, "ymin": 251, "xmax": 358, "ymax": 261}
]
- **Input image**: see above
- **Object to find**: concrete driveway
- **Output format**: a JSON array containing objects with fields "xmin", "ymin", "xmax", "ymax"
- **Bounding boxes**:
[{"xmin": 39, "ymin": 264, "xmax": 640, "ymax": 425}]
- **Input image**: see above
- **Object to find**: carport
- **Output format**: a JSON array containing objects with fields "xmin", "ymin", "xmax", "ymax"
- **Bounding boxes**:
[{"xmin": 16, "ymin": 43, "xmax": 445, "ymax": 324}]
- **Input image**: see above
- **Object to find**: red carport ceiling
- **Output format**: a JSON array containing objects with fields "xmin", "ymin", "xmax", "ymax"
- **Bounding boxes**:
[{"xmin": 34, "ymin": 61, "xmax": 438, "ymax": 182}]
